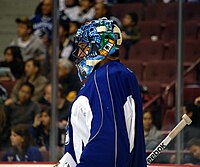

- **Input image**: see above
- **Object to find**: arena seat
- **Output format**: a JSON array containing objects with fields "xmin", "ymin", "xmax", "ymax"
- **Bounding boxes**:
[
  {"xmin": 184, "ymin": 20, "xmax": 199, "ymax": 40},
  {"xmin": 184, "ymin": 69, "xmax": 199, "ymax": 85},
  {"xmin": 111, "ymin": 2, "xmax": 144, "ymax": 21},
  {"xmin": 184, "ymin": 40, "xmax": 200, "ymax": 63},
  {"xmin": 144, "ymin": 3, "xmax": 178, "ymax": 23},
  {"xmin": 139, "ymin": 20, "xmax": 162, "ymax": 40},
  {"xmin": 161, "ymin": 108, "xmax": 176, "ymax": 131},
  {"xmin": 139, "ymin": 81, "xmax": 164, "ymax": 95},
  {"xmin": 162, "ymin": 20, "xmax": 199, "ymax": 42},
  {"xmin": 156, "ymin": 3, "xmax": 178, "ymax": 24},
  {"xmin": 129, "ymin": 40, "xmax": 165, "ymax": 61},
  {"xmin": 184, "ymin": 2, "xmax": 200, "ymax": 21},
  {"xmin": 0, "ymin": 80, "xmax": 17, "ymax": 97},
  {"xmin": 163, "ymin": 40, "xmax": 176, "ymax": 60},
  {"xmin": 161, "ymin": 21, "xmax": 177, "ymax": 42},
  {"xmin": 184, "ymin": 85, "xmax": 200, "ymax": 104},
  {"xmin": 144, "ymin": 61, "xmax": 176, "ymax": 83},
  {"xmin": 164, "ymin": 39, "xmax": 200, "ymax": 63},
  {"xmin": 143, "ymin": 4, "xmax": 157, "ymax": 21},
  {"xmin": 121, "ymin": 60, "xmax": 144, "ymax": 81}
]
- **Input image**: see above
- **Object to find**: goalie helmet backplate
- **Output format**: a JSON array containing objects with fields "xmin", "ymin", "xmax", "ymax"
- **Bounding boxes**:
[{"xmin": 73, "ymin": 18, "xmax": 122, "ymax": 81}]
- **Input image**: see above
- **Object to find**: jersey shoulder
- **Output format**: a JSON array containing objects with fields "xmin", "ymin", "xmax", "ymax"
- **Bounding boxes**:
[{"xmin": 108, "ymin": 61, "xmax": 137, "ymax": 81}]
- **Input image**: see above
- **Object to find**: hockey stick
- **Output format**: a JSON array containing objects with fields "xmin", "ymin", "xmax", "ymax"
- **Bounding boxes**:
[{"xmin": 146, "ymin": 114, "xmax": 192, "ymax": 165}]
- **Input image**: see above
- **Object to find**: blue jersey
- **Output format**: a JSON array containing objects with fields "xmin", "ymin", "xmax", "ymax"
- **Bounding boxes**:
[
  {"xmin": 2, "ymin": 146, "xmax": 43, "ymax": 162},
  {"xmin": 30, "ymin": 15, "xmax": 52, "ymax": 39},
  {"xmin": 59, "ymin": 61, "xmax": 147, "ymax": 167}
]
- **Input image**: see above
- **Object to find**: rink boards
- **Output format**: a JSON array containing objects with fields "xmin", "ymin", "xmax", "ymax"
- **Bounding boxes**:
[{"xmin": 0, "ymin": 163, "xmax": 199, "ymax": 167}]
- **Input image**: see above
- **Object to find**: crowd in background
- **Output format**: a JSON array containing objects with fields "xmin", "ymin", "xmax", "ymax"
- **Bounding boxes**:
[{"xmin": 0, "ymin": 0, "xmax": 200, "ymax": 164}]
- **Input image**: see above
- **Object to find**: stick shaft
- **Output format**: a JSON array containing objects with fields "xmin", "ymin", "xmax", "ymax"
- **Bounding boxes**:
[
  {"xmin": 168, "ymin": 119, "xmax": 186, "ymax": 139},
  {"xmin": 146, "ymin": 136, "xmax": 171, "ymax": 165},
  {"xmin": 146, "ymin": 118, "xmax": 188, "ymax": 165}
]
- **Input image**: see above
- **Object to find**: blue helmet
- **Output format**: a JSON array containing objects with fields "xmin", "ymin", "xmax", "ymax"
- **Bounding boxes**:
[{"xmin": 73, "ymin": 17, "xmax": 122, "ymax": 81}]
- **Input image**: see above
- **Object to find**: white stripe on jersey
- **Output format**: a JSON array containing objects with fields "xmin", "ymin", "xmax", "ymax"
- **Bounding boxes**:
[
  {"xmin": 123, "ymin": 95, "xmax": 136, "ymax": 152},
  {"xmin": 71, "ymin": 95, "xmax": 93, "ymax": 163}
]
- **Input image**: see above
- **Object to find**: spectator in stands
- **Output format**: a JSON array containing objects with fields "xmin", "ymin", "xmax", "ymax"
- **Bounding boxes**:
[
  {"xmin": 68, "ymin": 20, "xmax": 80, "ymax": 41},
  {"xmin": 10, "ymin": 17, "xmax": 46, "ymax": 61},
  {"xmin": 143, "ymin": 110, "xmax": 163, "ymax": 150},
  {"xmin": 60, "ymin": 0, "xmax": 79, "ymax": 22},
  {"xmin": 30, "ymin": 107, "xmax": 66, "ymax": 156},
  {"xmin": 39, "ymin": 83, "xmax": 71, "ymax": 124},
  {"xmin": 4, "ymin": 82, "xmax": 40, "ymax": 128},
  {"xmin": 184, "ymin": 138, "xmax": 200, "ymax": 165},
  {"xmin": 62, "ymin": 0, "xmax": 95, "ymax": 23},
  {"xmin": 121, "ymin": 12, "xmax": 141, "ymax": 59},
  {"xmin": 59, "ymin": 0, "xmax": 66, "ymax": 11},
  {"xmin": 94, "ymin": 1, "xmax": 121, "ymax": 27},
  {"xmin": 3, "ymin": 82, "xmax": 40, "ymax": 148},
  {"xmin": 59, "ymin": 19, "xmax": 75, "ymax": 61},
  {"xmin": 58, "ymin": 58, "xmax": 81, "ymax": 102},
  {"xmin": 0, "ymin": 46, "xmax": 24, "ymax": 80},
  {"xmin": 5, "ymin": 58, "xmax": 48, "ymax": 105},
  {"xmin": 182, "ymin": 103, "xmax": 200, "ymax": 147},
  {"xmin": 183, "ymin": 103, "xmax": 200, "ymax": 128},
  {"xmin": 77, "ymin": 0, "xmax": 95, "ymax": 23},
  {"xmin": 31, "ymin": 0, "xmax": 53, "ymax": 45},
  {"xmin": 2, "ymin": 124, "xmax": 42, "ymax": 162}
]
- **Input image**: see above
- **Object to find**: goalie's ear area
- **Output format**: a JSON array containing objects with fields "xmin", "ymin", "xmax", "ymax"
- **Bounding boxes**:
[{"xmin": 113, "ymin": 24, "xmax": 122, "ymax": 46}]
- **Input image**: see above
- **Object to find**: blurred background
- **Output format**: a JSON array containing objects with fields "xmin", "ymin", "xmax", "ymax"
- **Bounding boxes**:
[{"xmin": 0, "ymin": 0, "xmax": 200, "ymax": 165}]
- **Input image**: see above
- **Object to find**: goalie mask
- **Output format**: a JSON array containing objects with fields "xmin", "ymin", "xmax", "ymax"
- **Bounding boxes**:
[{"xmin": 73, "ymin": 18, "xmax": 122, "ymax": 81}]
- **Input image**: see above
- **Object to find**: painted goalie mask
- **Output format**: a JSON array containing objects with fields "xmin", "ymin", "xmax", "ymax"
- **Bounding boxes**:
[{"xmin": 73, "ymin": 18, "xmax": 122, "ymax": 81}]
